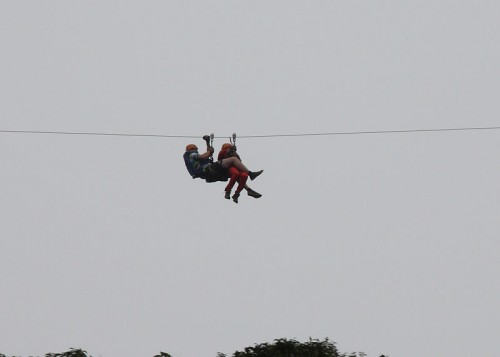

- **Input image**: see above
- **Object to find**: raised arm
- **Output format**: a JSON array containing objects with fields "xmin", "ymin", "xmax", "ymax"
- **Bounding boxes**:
[{"xmin": 197, "ymin": 146, "xmax": 214, "ymax": 160}]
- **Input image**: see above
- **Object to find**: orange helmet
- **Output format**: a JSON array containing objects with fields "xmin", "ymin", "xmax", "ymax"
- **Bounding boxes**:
[
  {"xmin": 221, "ymin": 143, "xmax": 233, "ymax": 150},
  {"xmin": 185, "ymin": 144, "xmax": 198, "ymax": 152}
]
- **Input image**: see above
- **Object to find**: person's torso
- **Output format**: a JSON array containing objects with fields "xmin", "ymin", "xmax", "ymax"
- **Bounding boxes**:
[{"xmin": 184, "ymin": 151, "xmax": 210, "ymax": 178}]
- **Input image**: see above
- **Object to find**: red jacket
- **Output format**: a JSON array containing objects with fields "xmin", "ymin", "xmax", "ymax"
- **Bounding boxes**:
[
  {"xmin": 218, "ymin": 147, "xmax": 240, "ymax": 161},
  {"xmin": 218, "ymin": 147, "xmax": 230, "ymax": 161}
]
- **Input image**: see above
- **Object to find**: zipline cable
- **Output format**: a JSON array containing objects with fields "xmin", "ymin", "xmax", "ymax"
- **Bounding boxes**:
[
  {"xmin": 0, "ymin": 126, "xmax": 499, "ymax": 140},
  {"xmin": 237, "ymin": 126, "xmax": 500, "ymax": 138},
  {"xmin": 0, "ymin": 129, "xmax": 198, "ymax": 139}
]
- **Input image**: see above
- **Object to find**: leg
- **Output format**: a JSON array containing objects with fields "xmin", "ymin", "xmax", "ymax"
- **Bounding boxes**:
[
  {"xmin": 221, "ymin": 157, "xmax": 249, "ymax": 172},
  {"xmin": 224, "ymin": 167, "xmax": 239, "ymax": 198},
  {"xmin": 232, "ymin": 171, "xmax": 247, "ymax": 203},
  {"xmin": 221, "ymin": 157, "xmax": 263, "ymax": 180},
  {"xmin": 235, "ymin": 172, "xmax": 248, "ymax": 194}
]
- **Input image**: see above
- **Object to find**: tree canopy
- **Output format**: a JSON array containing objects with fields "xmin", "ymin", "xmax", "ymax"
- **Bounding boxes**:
[{"xmin": 1, "ymin": 339, "xmax": 387, "ymax": 357}]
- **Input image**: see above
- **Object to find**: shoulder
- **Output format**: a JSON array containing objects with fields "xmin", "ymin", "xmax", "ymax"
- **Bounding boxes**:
[
  {"xmin": 217, "ymin": 149, "xmax": 226, "ymax": 160},
  {"xmin": 219, "ymin": 147, "xmax": 232, "ymax": 157}
]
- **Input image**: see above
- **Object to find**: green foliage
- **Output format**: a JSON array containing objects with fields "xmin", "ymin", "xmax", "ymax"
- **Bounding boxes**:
[
  {"xmin": 339, "ymin": 353, "xmax": 367, "ymax": 357},
  {"xmin": 232, "ymin": 338, "xmax": 340, "ymax": 357},
  {"xmin": 0, "ymin": 348, "xmax": 91, "ymax": 357},
  {"xmin": 1, "ymin": 340, "xmax": 388, "ymax": 357},
  {"xmin": 45, "ymin": 348, "xmax": 91, "ymax": 357}
]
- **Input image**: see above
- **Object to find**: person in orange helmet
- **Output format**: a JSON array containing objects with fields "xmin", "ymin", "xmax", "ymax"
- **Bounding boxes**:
[
  {"xmin": 183, "ymin": 143, "xmax": 214, "ymax": 179},
  {"xmin": 218, "ymin": 143, "xmax": 262, "ymax": 203}
]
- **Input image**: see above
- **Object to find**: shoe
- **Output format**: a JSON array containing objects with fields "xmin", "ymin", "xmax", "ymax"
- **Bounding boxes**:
[
  {"xmin": 224, "ymin": 191, "xmax": 231, "ymax": 199},
  {"xmin": 246, "ymin": 189, "xmax": 262, "ymax": 199},
  {"xmin": 232, "ymin": 192, "xmax": 240, "ymax": 203},
  {"xmin": 249, "ymin": 170, "xmax": 263, "ymax": 180}
]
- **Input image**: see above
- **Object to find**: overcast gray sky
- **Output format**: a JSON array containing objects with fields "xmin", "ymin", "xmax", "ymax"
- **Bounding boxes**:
[{"xmin": 1, "ymin": 1, "xmax": 499, "ymax": 357}]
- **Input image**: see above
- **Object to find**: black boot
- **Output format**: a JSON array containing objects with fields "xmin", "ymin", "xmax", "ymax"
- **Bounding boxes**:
[
  {"xmin": 224, "ymin": 191, "xmax": 231, "ymax": 199},
  {"xmin": 232, "ymin": 192, "xmax": 240, "ymax": 203},
  {"xmin": 249, "ymin": 170, "xmax": 263, "ymax": 180},
  {"xmin": 246, "ymin": 188, "xmax": 262, "ymax": 198}
]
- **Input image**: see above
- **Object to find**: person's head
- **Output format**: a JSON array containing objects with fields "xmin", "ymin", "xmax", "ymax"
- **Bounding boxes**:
[
  {"xmin": 221, "ymin": 143, "xmax": 233, "ymax": 151},
  {"xmin": 185, "ymin": 144, "xmax": 198, "ymax": 152}
]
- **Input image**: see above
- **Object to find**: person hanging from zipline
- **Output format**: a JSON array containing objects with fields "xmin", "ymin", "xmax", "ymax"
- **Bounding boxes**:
[
  {"xmin": 183, "ymin": 136, "xmax": 263, "ymax": 201},
  {"xmin": 217, "ymin": 142, "xmax": 262, "ymax": 203}
]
